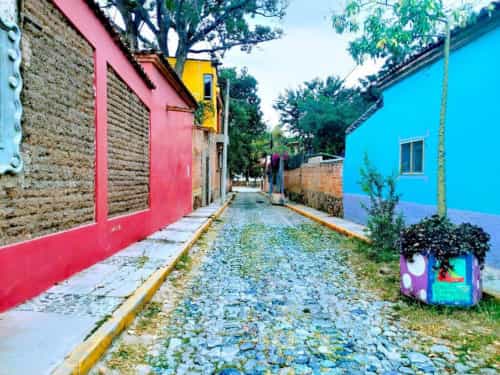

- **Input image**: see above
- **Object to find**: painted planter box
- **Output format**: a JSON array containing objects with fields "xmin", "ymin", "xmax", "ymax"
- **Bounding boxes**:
[{"xmin": 400, "ymin": 253, "xmax": 482, "ymax": 306}]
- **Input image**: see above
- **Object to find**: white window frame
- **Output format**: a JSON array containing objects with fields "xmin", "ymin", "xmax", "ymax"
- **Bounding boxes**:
[{"xmin": 399, "ymin": 138, "xmax": 425, "ymax": 175}]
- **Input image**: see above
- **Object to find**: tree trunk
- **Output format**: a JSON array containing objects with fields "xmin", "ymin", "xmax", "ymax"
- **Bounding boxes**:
[
  {"xmin": 437, "ymin": 21, "xmax": 450, "ymax": 218},
  {"xmin": 156, "ymin": 1, "xmax": 169, "ymax": 56},
  {"xmin": 174, "ymin": 45, "xmax": 188, "ymax": 77}
]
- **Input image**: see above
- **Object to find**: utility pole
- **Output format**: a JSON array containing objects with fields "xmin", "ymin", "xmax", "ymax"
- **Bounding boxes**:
[{"xmin": 221, "ymin": 79, "xmax": 230, "ymax": 203}]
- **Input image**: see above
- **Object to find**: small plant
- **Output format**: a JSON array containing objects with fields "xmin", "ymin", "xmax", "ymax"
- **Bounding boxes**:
[
  {"xmin": 400, "ymin": 215, "xmax": 490, "ymax": 273},
  {"xmin": 194, "ymin": 100, "xmax": 214, "ymax": 125},
  {"xmin": 359, "ymin": 155, "xmax": 405, "ymax": 253}
]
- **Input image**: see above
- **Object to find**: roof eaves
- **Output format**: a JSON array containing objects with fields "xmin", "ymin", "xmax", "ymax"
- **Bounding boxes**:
[
  {"xmin": 345, "ymin": 98, "xmax": 384, "ymax": 135},
  {"xmin": 377, "ymin": 1, "xmax": 500, "ymax": 90},
  {"xmin": 135, "ymin": 52, "xmax": 198, "ymax": 109}
]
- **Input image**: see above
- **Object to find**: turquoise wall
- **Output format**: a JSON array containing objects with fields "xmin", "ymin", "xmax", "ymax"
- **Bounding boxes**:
[{"xmin": 344, "ymin": 27, "xmax": 500, "ymax": 216}]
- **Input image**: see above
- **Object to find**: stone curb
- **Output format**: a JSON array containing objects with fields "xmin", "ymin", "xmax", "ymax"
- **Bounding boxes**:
[
  {"xmin": 284, "ymin": 203, "xmax": 371, "ymax": 243},
  {"xmin": 52, "ymin": 194, "xmax": 235, "ymax": 375},
  {"xmin": 259, "ymin": 190, "xmax": 370, "ymax": 243}
]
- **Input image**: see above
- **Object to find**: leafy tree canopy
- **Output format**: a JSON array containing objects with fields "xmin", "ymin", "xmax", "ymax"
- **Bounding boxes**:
[
  {"xmin": 102, "ymin": 0, "xmax": 287, "ymax": 74},
  {"xmin": 219, "ymin": 67, "xmax": 267, "ymax": 179},
  {"xmin": 274, "ymin": 76, "xmax": 375, "ymax": 156},
  {"xmin": 332, "ymin": 0, "xmax": 482, "ymax": 65}
]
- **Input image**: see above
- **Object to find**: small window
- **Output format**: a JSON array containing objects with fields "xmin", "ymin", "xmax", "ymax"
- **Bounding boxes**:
[
  {"xmin": 400, "ymin": 139, "xmax": 424, "ymax": 174},
  {"xmin": 203, "ymin": 74, "xmax": 213, "ymax": 100}
]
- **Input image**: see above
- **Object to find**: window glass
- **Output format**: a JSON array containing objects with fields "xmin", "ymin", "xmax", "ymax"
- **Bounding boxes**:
[
  {"xmin": 412, "ymin": 140, "xmax": 424, "ymax": 173},
  {"xmin": 400, "ymin": 139, "xmax": 424, "ymax": 174},
  {"xmin": 204, "ymin": 74, "xmax": 213, "ymax": 100},
  {"xmin": 401, "ymin": 142, "xmax": 411, "ymax": 174}
]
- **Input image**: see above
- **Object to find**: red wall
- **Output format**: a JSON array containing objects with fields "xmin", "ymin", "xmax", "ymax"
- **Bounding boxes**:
[{"xmin": 0, "ymin": 1, "xmax": 193, "ymax": 312}]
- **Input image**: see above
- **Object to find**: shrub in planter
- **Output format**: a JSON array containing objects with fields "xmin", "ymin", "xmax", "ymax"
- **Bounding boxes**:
[{"xmin": 400, "ymin": 215, "xmax": 490, "ymax": 306}]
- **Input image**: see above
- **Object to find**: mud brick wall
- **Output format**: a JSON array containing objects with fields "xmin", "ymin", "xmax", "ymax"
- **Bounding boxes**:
[
  {"xmin": 0, "ymin": 0, "xmax": 95, "ymax": 247},
  {"xmin": 107, "ymin": 67, "xmax": 150, "ymax": 217},
  {"xmin": 284, "ymin": 161, "xmax": 344, "ymax": 217}
]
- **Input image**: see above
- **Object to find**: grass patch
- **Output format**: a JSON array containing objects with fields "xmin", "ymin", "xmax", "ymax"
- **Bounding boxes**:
[
  {"xmin": 174, "ymin": 253, "xmax": 192, "ymax": 271},
  {"xmin": 107, "ymin": 343, "xmax": 148, "ymax": 374},
  {"xmin": 136, "ymin": 301, "xmax": 162, "ymax": 333},
  {"xmin": 340, "ymin": 237, "xmax": 500, "ymax": 368}
]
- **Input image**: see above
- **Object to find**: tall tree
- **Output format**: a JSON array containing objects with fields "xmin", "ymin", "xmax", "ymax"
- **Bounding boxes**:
[
  {"xmin": 332, "ymin": 0, "xmax": 480, "ymax": 217},
  {"xmin": 219, "ymin": 67, "xmax": 267, "ymax": 179},
  {"xmin": 274, "ymin": 76, "xmax": 375, "ymax": 155},
  {"xmin": 102, "ymin": 0, "xmax": 287, "ymax": 75}
]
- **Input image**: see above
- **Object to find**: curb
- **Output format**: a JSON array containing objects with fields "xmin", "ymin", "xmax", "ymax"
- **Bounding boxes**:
[
  {"xmin": 53, "ymin": 194, "xmax": 235, "ymax": 375},
  {"xmin": 284, "ymin": 203, "xmax": 371, "ymax": 243},
  {"xmin": 259, "ymin": 190, "xmax": 370, "ymax": 243}
]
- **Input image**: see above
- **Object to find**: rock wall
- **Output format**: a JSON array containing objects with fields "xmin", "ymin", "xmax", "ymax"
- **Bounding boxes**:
[
  {"xmin": 284, "ymin": 161, "xmax": 344, "ymax": 217},
  {"xmin": 107, "ymin": 67, "xmax": 150, "ymax": 217},
  {"xmin": 0, "ymin": 0, "xmax": 95, "ymax": 246}
]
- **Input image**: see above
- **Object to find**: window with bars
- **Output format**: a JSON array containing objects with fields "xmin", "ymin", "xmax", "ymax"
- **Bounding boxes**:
[{"xmin": 400, "ymin": 139, "xmax": 424, "ymax": 175}]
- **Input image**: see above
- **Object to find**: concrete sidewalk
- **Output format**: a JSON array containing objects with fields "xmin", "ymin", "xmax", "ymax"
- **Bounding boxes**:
[
  {"xmin": 0, "ymin": 200, "xmax": 230, "ymax": 375},
  {"xmin": 286, "ymin": 201, "xmax": 500, "ymax": 298}
]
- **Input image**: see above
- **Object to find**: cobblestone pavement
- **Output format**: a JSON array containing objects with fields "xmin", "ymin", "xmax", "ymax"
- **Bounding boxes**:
[{"xmin": 97, "ymin": 192, "xmax": 480, "ymax": 374}]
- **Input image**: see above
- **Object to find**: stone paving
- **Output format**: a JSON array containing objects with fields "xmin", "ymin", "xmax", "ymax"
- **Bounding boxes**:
[
  {"xmin": 98, "ymin": 192, "xmax": 486, "ymax": 375},
  {"xmin": 0, "ymin": 201, "xmax": 225, "ymax": 375}
]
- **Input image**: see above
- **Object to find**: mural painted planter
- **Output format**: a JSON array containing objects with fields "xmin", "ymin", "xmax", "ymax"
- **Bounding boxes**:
[{"xmin": 400, "ymin": 253, "xmax": 482, "ymax": 307}]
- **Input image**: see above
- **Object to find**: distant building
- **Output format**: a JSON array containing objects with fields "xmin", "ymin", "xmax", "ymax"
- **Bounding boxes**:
[
  {"xmin": 343, "ymin": 4, "xmax": 500, "ymax": 272},
  {"xmin": 168, "ymin": 58, "xmax": 225, "ymax": 207}
]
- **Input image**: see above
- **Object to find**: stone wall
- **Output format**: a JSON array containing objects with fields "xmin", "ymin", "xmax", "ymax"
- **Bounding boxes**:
[
  {"xmin": 0, "ymin": 0, "xmax": 95, "ymax": 246},
  {"xmin": 284, "ymin": 161, "xmax": 343, "ymax": 217},
  {"xmin": 107, "ymin": 67, "xmax": 150, "ymax": 217}
]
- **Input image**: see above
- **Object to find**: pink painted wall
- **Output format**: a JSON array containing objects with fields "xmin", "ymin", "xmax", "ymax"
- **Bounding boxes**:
[{"xmin": 0, "ymin": 0, "xmax": 193, "ymax": 312}]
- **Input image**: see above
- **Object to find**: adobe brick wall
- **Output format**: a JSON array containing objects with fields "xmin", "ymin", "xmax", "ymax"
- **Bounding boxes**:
[
  {"xmin": 107, "ymin": 67, "xmax": 150, "ymax": 217},
  {"xmin": 0, "ymin": 0, "xmax": 95, "ymax": 246},
  {"xmin": 191, "ymin": 127, "xmax": 221, "ymax": 208},
  {"xmin": 284, "ymin": 161, "xmax": 344, "ymax": 217}
]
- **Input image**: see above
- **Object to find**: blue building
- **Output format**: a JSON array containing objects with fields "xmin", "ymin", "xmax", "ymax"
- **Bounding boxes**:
[{"xmin": 343, "ymin": 4, "xmax": 500, "ymax": 271}]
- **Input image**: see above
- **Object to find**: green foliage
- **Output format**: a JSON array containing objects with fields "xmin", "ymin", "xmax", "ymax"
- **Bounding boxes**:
[
  {"xmin": 332, "ymin": 0, "xmax": 476, "ymax": 64},
  {"xmin": 194, "ymin": 100, "xmax": 214, "ymax": 126},
  {"xmin": 274, "ymin": 76, "xmax": 376, "ymax": 155},
  {"xmin": 219, "ymin": 67, "xmax": 267, "ymax": 179},
  {"xmin": 400, "ymin": 216, "xmax": 491, "ymax": 273},
  {"xmin": 360, "ymin": 155, "xmax": 404, "ymax": 253}
]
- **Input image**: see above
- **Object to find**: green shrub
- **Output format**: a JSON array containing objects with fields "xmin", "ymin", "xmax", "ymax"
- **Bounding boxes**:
[{"xmin": 359, "ymin": 155, "xmax": 404, "ymax": 253}]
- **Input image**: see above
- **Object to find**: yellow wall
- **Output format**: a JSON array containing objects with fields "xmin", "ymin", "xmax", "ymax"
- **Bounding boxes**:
[{"xmin": 168, "ymin": 58, "xmax": 219, "ymax": 132}]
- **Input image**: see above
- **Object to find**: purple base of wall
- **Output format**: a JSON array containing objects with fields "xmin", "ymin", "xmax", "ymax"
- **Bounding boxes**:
[{"xmin": 344, "ymin": 193, "xmax": 500, "ymax": 269}]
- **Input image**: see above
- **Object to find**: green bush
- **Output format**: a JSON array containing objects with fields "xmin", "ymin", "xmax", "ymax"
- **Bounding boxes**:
[{"xmin": 360, "ymin": 155, "xmax": 404, "ymax": 253}]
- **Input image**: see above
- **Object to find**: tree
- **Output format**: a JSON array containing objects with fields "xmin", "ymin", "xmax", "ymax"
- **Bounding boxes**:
[
  {"xmin": 102, "ymin": 0, "xmax": 287, "ymax": 75},
  {"xmin": 218, "ymin": 67, "xmax": 267, "ymax": 179},
  {"xmin": 332, "ymin": 0, "xmax": 480, "ymax": 217},
  {"xmin": 274, "ymin": 76, "xmax": 375, "ymax": 155}
]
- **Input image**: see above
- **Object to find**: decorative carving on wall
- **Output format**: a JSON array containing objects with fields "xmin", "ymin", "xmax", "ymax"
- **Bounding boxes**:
[{"xmin": 0, "ymin": 14, "xmax": 23, "ymax": 174}]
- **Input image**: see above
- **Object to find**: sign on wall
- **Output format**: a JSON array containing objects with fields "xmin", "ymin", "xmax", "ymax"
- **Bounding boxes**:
[{"xmin": 0, "ymin": 7, "xmax": 22, "ymax": 174}]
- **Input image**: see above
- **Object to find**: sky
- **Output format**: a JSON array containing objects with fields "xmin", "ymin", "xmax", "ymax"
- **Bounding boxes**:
[{"xmin": 222, "ymin": 0, "xmax": 383, "ymax": 128}]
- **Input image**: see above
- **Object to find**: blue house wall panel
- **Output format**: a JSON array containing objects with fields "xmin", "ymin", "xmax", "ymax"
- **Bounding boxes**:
[{"xmin": 344, "ymin": 27, "xmax": 500, "ymax": 268}]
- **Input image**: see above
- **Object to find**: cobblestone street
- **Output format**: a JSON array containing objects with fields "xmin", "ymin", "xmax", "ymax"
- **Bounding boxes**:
[{"xmin": 95, "ymin": 192, "xmax": 479, "ymax": 374}]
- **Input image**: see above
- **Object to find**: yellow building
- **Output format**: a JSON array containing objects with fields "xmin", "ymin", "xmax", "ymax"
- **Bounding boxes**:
[{"xmin": 168, "ymin": 57, "xmax": 222, "ymax": 132}]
